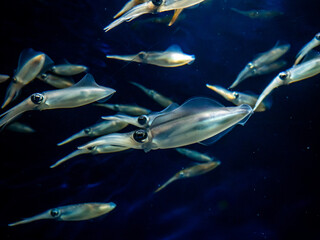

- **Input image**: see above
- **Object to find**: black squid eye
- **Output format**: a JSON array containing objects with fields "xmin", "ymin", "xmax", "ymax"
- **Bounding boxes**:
[
  {"xmin": 233, "ymin": 92, "xmax": 239, "ymax": 98},
  {"xmin": 41, "ymin": 73, "xmax": 48, "ymax": 80},
  {"xmin": 279, "ymin": 71, "xmax": 288, "ymax": 80},
  {"xmin": 133, "ymin": 129, "xmax": 148, "ymax": 143},
  {"xmin": 87, "ymin": 146, "xmax": 96, "ymax": 151},
  {"xmin": 30, "ymin": 93, "xmax": 44, "ymax": 104},
  {"xmin": 84, "ymin": 128, "xmax": 91, "ymax": 134},
  {"xmin": 316, "ymin": 33, "xmax": 320, "ymax": 40},
  {"xmin": 152, "ymin": 0, "xmax": 163, "ymax": 6},
  {"xmin": 50, "ymin": 208, "xmax": 60, "ymax": 218},
  {"xmin": 137, "ymin": 115, "xmax": 148, "ymax": 126},
  {"xmin": 138, "ymin": 52, "xmax": 147, "ymax": 60}
]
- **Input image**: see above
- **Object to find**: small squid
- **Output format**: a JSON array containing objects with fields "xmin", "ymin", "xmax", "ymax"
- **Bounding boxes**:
[
  {"xmin": 254, "ymin": 54, "xmax": 320, "ymax": 111},
  {"xmin": 0, "ymin": 74, "xmax": 116, "ymax": 128},
  {"xmin": 2, "ymin": 48, "xmax": 54, "ymax": 108},
  {"xmin": 8, "ymin": 202, "xmax": 116, "ymax": 226},
  {"xmin": 104, "ymin": 0, "xmax": 206, "ymax": 32},
  {"xmin": 294, "ymin": 32, "xmax": 320, "ymax": 66},
  {"xmin": 229, "ymin": 42, "xmax": 290, "ymax": 89},
  {"xmin": 107, "ymin": 45, "xmax": 195, "ymax": 67},
  {"xmin": 155, "ymin": 160, "xmax": 221, "ymax": 192}
]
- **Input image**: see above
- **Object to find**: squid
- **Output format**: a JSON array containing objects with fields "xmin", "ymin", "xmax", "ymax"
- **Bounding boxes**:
[
  {"xmin": 206, "ymin": 84, "xmax": 271, "ymax": 112},
  {"xmin": 101, "ymin": 102, "xmax": 179, "ymax": 128},
  {"xmin": 0, "ymin": 74, "xmax": 116, "ymax": 128},
  {"xmin": 154, "ymin": 160, "xmax": 221, "ymax": 192},
  {"xmin": 49, "ymin": 63, "xmax": 88, "ymax": 76},
  {"xmin": 2, "ymin": 49, "xmax": 54, "ymax": 109},
  {"xmin": 130, "ymin": 81, "xmax": 174, "ymax": 107},
  {"xmin": 104, "ymin": 0, "xmax": 206, "ymax": 32},
  {"xmin": 231, "ymin": 8, "xmax": 284, "ymax": 19},
  {"xmin": 81, "ymin": 97, "xmax": 252, "ymax": 153},
  {"xmin": 37, "ymin": 73, "xmax": 75, "ymax": 88},
  {"xmin": 175, "ymin": 147, "xmax": 214, "ymax": 163},
  {"xmin": 57, "ymin": 119, "xmax": 128, "ymax": 146},
  {"xmin": 8, "ymin": 202, "xmax": 116, "ymax": 226},
  {"xmin": 294, "ymin": 32, "xmax": 320, "ymax": 66},
  {"xmin": 229, "ymin": 42, "xmax": 290, "ymax": 89},
  {"xmin": 95, "ymin": 103, "xmax": 151, "ymax": 116},
  {"xmin": 107, "ymin": 45, "xmax": 195, "ymax": 67},
  {"xmin": 254, "ymin": 54, "xmax": 320, "ymax": 111}
]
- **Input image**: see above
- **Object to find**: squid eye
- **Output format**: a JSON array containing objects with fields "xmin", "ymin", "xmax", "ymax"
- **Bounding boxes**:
[
  {"xmin": 41, "ymin": 73, "xmax": 48, "ymax": 80},
  {"xmin": 133, "ymin": 129, "xmax": 148, "ymax": 143},
  {"xmin": 179, "ymin": 171, "xmax": 185, "ymax": 177},
  {"xmin": 30, "ymin": 93, "xmax": 44, "ymax": 104},
  {"xmin": 137, "ymin": 115, "xmax": 148, "ymax": 126},
  {"xmin": 316, "ymin": 33, "xmax": 320, "ymax": 40},
  {"xmin": 12, "ymin": 77, "xmax": 18, "ymax": 83},
  {"xmin": 152, "ymin": 0, "xmax": 163, "ymax": 6},
  {"xmin": 87, "ymin": 146, "xmax": 96, "ymax": 151},
  {"xmin": 50, "ymin": 209, "xmax": 60, "ymax": 218},
  {"xmin": 279, "ymin": 71, "xmax": 288, "ymax": 80},
  {"xmin": 138, "ymin": 52, "xmax": 147, "ymax": 60},
  {"xmin": 84, "ymin": 128, "xmax": 91, "ymax": 134},
  {"xmin": 233, "ymin": 92, "xmax": 239, "ymax": 98}
]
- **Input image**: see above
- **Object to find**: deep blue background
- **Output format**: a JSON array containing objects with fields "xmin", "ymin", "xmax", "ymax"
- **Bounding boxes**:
[{"xmin": 0, "ymin": 0, "xmax": 319, "ymax": 239}]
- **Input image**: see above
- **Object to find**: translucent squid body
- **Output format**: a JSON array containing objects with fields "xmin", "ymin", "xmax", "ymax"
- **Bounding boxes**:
[
  {"xmin": 130, "ymin": 81, "xmax": 174, "ymax": 107},
  {"xmin": 57, "ymin": 119, "xmax": 129, "ymax": 146},
  {"xmin": 37, "ymin": 73, "xmax": 75, "ymax": 89},
  {"xmin": 206, "ymin": 84, "xmax": 271, "ymax": 112},
  {"xmin": 80, "ymin": 97, "xmax": 252, "ymax": 154},
  {"xmin": 107, "ymin": 45, "xmax": 195, "ymax": 68},
  {"xmin": 104, "ymin": 0, "xmax": 205, "ymax": 32},
  {"xmin": 154, "ymin": 160, "xmax": 221, "ymax": 192},
  {"xmin": 254, "ymin": 54, "xmax": 320, "ymax": 111},
  {"xmin": 95, "ymin": 102, "xmax": 151, "ymax": 116},
  {"xmin": 294, "ymin": 33, "xmax": 320, "ymax": 66},
  {"xmin": 8, "ymin": 202, "xmax": 116, "ymax": 226},
  {"xmin": 2, "ymin": 48, "xmax": 54, "ymax": 109},
  {"xmin": 229, "ymin": 42, "xmax": 290, "ymax": 89},
  {"xmin": 231, "ymin": 8, "xmax": 284, "ymax": 19},
  {"xmin": 49, "ymin": 63, "xmax": 88, "ymax": 76},
  {"xmin": 0, "ymin": 74, "xmax": 116, "ymax": 128},
  {"xmin": 6, "ymin": 122, "xmax": 36, "ymax": 133},
  {"xmin": 175, "ymin": 147, "xmax": 214, "ymax": 163}
]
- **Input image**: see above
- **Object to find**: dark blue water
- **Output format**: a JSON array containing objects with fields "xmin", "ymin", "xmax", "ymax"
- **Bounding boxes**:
[{"xmin": 0, "ymin": 0, "xmax": 319, "ymax": 239}]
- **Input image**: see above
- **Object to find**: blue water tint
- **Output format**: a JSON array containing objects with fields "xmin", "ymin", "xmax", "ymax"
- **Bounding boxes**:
[{"xmin": 0, "ymin": 0, "xmax": 320, "ymax": 239}]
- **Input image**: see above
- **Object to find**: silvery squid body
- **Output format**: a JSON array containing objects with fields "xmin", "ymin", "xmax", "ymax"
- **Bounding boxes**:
[
  {"xmin": 8, "ymin": 202, "xmax": 116, "ymax": 226},
  {"xmin": 294, "ymin": 33, "xmax": 320, "ymax": 66},
  {"xmin": 104, "ymin": 0, "xmax": 205, "ymax": 32},
  {"xmin": 0, "ymin": 74, "xmax": 116, "ymax": 128},
  {"xmin": 81, "ymin": 97, "xmax": 253, "ymax": 153},
  {"xmin": 2, "ymin": 48, "xmax": 54, "ymax": 108},
  {"xmin": 254, "ymin": 54, "xmax": 320, "ymax": 111},
  {"xmin": 229, "ymin": 42, "xmax": 290, "ymax": 89},
  {"xmin": 107, "ymin": 45, "xmax": 195, "ymax": 67}
]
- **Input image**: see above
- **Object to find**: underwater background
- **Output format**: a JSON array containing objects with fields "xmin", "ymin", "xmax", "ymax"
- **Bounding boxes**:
[{"xmin": 0, "ymin": 0, "xmax": 319, "ymax": 239}]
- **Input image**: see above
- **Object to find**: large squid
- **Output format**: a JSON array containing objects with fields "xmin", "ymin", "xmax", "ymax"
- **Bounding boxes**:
[
  {"xmin": 9, "ymin": 202, "xmax": 116, "ymax": 226},
  {"xmin": 78, "ymin": 97, "xmax": 253, "ymax": 153},
  {"xmin": 0, "ymin": 74, "xmax": 116, "ymax": 128},
  {"xmin": 104, "ymin": 0, "xmax": 206, "ymax": 32}
]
